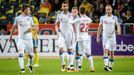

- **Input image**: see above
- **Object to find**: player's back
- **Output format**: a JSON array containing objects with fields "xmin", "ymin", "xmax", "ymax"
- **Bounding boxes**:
[{"xmin": 75, "ymin": 15, "xmax": 92, "ymax": 41}]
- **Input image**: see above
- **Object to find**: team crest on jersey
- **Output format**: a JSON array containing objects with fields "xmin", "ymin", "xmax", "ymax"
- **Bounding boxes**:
[
  {"xmin": 104, "ymin": 20, "xmax": 108, "ymax": 24},
  {"xmin": 27, "ymin": 18, "xmax": 30, "ymax": 21}
]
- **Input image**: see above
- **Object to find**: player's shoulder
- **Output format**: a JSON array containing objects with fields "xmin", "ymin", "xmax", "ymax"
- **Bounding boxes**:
[
  {"xmin": 112, "ymin": 15, "xmax": 118, "ymax": 19},
  {"xmin": 14, "ymin": 14, "xmax": 22, "ymax": 20},
  {"xmin": 100, "ymin": 15, "xmax": 106, "ymax": 19}
]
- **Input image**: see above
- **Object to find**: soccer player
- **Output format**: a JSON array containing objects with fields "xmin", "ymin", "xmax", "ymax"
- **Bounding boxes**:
[
  {"xmin": 55, "ymin": 2, "xmax": 75, "ymax": 72},
  {"xmin": 31, "ymin": 7, "xmax": 39, "ymax": 67},
  {"xmin": 9, "ymin": 5, "xmax": 35, "ymax": 73},
  {"xmin": 97, "ymin": 5, "xmax": 121, "ymax": 71},
  {"xmin": 70, "ymin": 7, "xmax": 95, "ymax": 72}
]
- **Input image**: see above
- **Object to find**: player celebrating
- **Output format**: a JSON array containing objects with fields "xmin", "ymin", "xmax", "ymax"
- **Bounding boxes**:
[
  {"xmin": 97, "ymin": 5, "xmax": 121, "ymax": 71},
  {"xmin": 70, "ymin": 7, "xmax": 95, "ymax": 72},
  {"xmin": 55, "ymin": 2, "xmax": 75, "ymax": 72},
  {"xmin": 9, "ymin": 5, "xmax": 35, "ymax": 73}
]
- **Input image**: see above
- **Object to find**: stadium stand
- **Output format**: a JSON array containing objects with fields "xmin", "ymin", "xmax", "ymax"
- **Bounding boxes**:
[{"xmin": 0, "ymin": 0, "xmax": 134, "ymax": 35}]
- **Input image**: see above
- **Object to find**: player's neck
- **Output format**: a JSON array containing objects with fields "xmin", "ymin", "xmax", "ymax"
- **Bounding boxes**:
[
  {"xmin": 22, "ymin": 12, "xmax": 29, "ymax": 16},
  {"xmin": 63, "ymin": 11, "xmax": 68, "ymax": 14},
  {"xmin": 107, "ymin": 14, "xmax": 112, "ymax": 17},
  {"xmin": 80, "ymin": 14, "xmax": 86, "ymax": 17}
]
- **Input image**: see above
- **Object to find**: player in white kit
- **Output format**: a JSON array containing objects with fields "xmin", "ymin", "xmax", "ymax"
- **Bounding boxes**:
[
  {"xmin": 55, "ymin": 2, "xmax": 75, "ymax": 72},
  {"xmin": 97, "ymin": 5, "xmax": 121, "ymax": 71},
  {"xmin": 70, "ymin": 7, "xmax": 95, "ymax": 72},
  {"xmin": 9, "ymin": 5, "xmax": 35, "ymax": 73}
]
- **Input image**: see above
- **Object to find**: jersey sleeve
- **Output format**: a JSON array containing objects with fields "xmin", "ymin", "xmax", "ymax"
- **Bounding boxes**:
[
  {"xmin": 89, "ymin": 18, "xmax": 92, "ymax": 23},
  {"xmin": 70, "ymin": 18, "xmax": 79, "ymax": 25},
  {"xmin": 99, "ymin": 16, "xmax": 103, "ymax": 25},
  {"xmin": 55, "ymin": 14, "xmax": 60, "ymax": 23},
  {"xmin": 114, "ymin": 16, "xmax": 119, "ymax": 25},
  {"xmin": 13, "ymin": 17, "xmax": 18, "ymax": 26}
]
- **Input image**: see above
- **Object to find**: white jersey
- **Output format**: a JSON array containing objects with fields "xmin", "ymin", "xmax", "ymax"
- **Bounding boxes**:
[
  {"xmin": 100, "ymin": 15, "xmax": 119, "ymax": 38},
  {"xmin": 56, "ymin": 11, "xmax": 73, "ymax": 32},
  {"xmin": 70, "ymin": 15, "xmax": 92, "ymax": 41},
  {"xmin": 14, "ymin": 14, "xmax": 34, "ymax": 39}
]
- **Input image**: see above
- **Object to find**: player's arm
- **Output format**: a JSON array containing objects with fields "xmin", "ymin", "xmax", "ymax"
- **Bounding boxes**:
[
  {"xmin": 9, "ymin": 17, "xmax": 18, "ymax": 42},
  {"xmin": 55, "ymin": 14, "xmax": 60, "ymax": 34},
  {"xmin": 115, "ymin": 16, "xmax": 121, "ymax": 35},
  {"xmin": 117, "ymin": 24, "xmax": 121, "ymax": 35},
  {"xmin": 55, "ymin": 21, "xmax": 60, "ymax": 34},
  {"xmin": 9, "ymin": 25, "xmax": 17, "ymax": 42},
  {"xmin": 97, "ymin": 17, "xmax": 103, "ymax": 44}
]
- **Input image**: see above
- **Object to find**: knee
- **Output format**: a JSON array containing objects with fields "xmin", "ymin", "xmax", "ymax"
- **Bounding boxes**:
[
  {"xmin": 85, "ymin": 53, "xmax": 92, "ymax": 57},
  {"xmin": 104, "ymin": 49, "xmax": 109, "ymax": 55}
]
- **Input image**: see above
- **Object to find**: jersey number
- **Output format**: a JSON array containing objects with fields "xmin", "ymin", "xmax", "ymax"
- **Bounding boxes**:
[{"xmin": 80, "ymin": 23, "xmax": 89, "ymax": 32}]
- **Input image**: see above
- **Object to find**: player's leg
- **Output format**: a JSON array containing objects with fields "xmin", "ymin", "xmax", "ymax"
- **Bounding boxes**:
[
  {"xmin": 66, "ymin": 32, "xmax": 75, "ymax": 72},
  {"xmin": 26, "ymin": 39, "xmax": 34, "ymax": 73},
  {"xmin": 33, "ymin": 39, "xmax": 39, "ymax": 67},
  {"xmin": 108, "ymin": 51, "xmax": 114, "ymax": 70},
  {"xmin": 103, "ymin": 39, "xmax": 111, "ymax": 71},
  {"xmin": 84, "ymin": 40, "xmax": 95, "ymax": 72},
  {"xmin": 108, "ymin": 39, "xmax": 116, "ymax": 71},
  {"xmin": 75, "ymin": 41, "xmax": 83, "ymax": 71},
  {"xmin": 58, "ymin": 35, "xmax": 66, "ymax": 71},
  {"xmin": 17, "ymin": 39, "xmax": 25, "ymax": 73}
]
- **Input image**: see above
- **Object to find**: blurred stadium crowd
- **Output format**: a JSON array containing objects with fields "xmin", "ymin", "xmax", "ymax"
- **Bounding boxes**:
[{"xmin": 0, "ymin": 0, "xmax": 134, "ymax": 35}]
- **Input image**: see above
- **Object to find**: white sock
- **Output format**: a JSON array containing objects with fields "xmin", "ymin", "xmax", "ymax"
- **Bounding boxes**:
[
  {"xmin": 68, "ymin": 52, "xmax": 74, "ymax": 68},
  {"xmin": 79, "ymin": 54, "xmax": 83, "ymax": 66},
  {"xmin": 109, "ymin": 59, "xmax": 114, "ymax": 67},
  {"xmin": 59, "ymin": 52, "xmax": 65, "ymax": 65},
  {"xmin": 18, "ymin": 54, "xmax": 24, "ymax": 69},
  {"xmin": 75, "ymin": 56, "xmax": 81, "ymax": 69},
  {"xmin": 103, "ymin": 56, "xmax": 109, "ymax": 67},
  {"xmin": 87, "ymin": 55, "xmax": 94, "ymax": 69}
]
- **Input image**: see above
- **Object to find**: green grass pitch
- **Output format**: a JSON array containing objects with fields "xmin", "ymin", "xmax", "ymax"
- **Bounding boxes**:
[{"xmin": 0, "ymin": 57, "xmax": 134, "ymax": 75}]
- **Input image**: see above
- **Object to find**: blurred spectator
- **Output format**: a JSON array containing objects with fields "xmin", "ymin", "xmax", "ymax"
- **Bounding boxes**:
[
  {"xmin": 73, "ymin": 0, "xmax": 81, "ymax": 7},
  {"xmin": 51, "ymin": 0, "xmax": 61, "ymax": 12},
  {"xmin": 80, "ymin": 0, "xmax": 93, "ymax": 17},
  {"xmin": 93, "ymin": 4, "xmax": 105, "ymax": 18},
  {"xmin": 93, "ymin": 0, "xmax": 103, "ymax": 11},
  {"xmin": 123, "ymin": 9, "xmax": 134, "ymax": 34},
  {"xmin": 0, "ymin": 29, "xmax": 7, "ymax": 35},
  {"xmin": 39, "ymin": 0, "xmax": 52, "ymax": 14},
  {"xmin": 92, "ymin": 15, "xmax": 99, "ymax": 23},
  {"xmin": 40, "ymin": 0, "xmax": 52, "ymax": 12},
  {"xmin": 39, "ymin": 14, "xmax": 47, "ymax": 24}
]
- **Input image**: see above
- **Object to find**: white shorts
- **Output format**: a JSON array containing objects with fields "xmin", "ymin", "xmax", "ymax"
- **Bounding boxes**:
[
  {"xmin": 76, "ymin": 40, "xmax": 91, "ymax": 55},
  {"xmin": 58, "ymin": 31, "xmax": 75, "ymax": 50},
  {"xmin": 103, "ymin": 37, "xmax": 116, "ymax": 51},
  {"xmin": 17, "ymin": 39, "xmax": 34, "ymax": 55}
]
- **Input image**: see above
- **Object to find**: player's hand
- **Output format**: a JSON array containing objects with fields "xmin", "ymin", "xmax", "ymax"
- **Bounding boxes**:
[
  {"xmin": 96, "ymin": 37, "xmax": 100, "ymax": 44},
  {"xmin": 9, "ymin": 35, "xmax": 12, "ymax": 42},
  {"xmin": 117, "ymin": 31, "xmax": 121, "ymax": 35}
]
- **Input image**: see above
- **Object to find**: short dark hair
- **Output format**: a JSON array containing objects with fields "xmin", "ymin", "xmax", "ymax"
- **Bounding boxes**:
[
  {"xmin": 79, "ymin": 7, "xmax": 86, "ymax": 14},
  {"xmin": 22, "ymin": 5, "xmax": 30, "ymax": 12}
]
